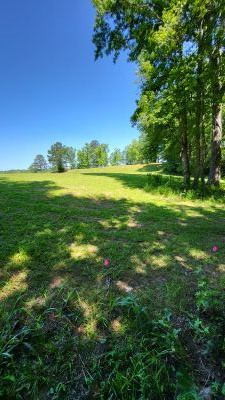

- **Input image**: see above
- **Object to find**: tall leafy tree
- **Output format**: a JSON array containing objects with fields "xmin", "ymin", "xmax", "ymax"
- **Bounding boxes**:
[
  {"xmin": 187, "ymin": 0, "xmax": 225, "ymax": 186},
  {"xmin": 65, "ymin": 147, "xmax": 77, "ymax": 169},
  {"xmin": 77, "ymin": 142, "xmax": 109, "ymax": 168},
  {"xmin": 133, "ymin": 1, "xmax": 194, "ymax": 186},
  {"xmin": 92, "ymin": 0, "xmax": 225, "ymax": 187},
  {"xmin": 207, "ymin": 1, "xmax": 225, "ymax": 185},
  {"xmin": 110, "ymin": 148, "xmax": 123, "ymax": 165},
  {"xmin": 92, "ymin": 0, "xmax": 192, "ymax": 185},
  {"xmin": 95, "ymin": 143, "xmax": 109, "ymax": 166},
  {"xmin": 47, "ymin": 142, "xmax": 68, "ymax": 172},
  {"xmin": 77, "ymin": 143, "xmax": 92, "ymax": 168},
  {"xmin": 125, "ymin": 139, "xmax": 143, "ymax": 164},
  {"xmin": 90, "ymin": 140, "xmax": 101, "ymax": 167},
  {"xmin": 29, "ymin": 154, "xmax": 48, "ymax": 172}
]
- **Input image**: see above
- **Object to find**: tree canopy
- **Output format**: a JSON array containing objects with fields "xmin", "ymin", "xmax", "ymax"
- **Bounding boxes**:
[
  {"xmin": 29, "ymin": 154, "xmax": 48, "ymax": 172},
  {"xmin": 47, "ymin": 142, "xmax": 69, "ymax": 172},
  {"xmin": 92, "ymin": 0, "xmax": 225, "ymax": 187}
]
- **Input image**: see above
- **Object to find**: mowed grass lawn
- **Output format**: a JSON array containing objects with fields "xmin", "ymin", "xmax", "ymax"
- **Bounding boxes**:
[{"xmin": 0, "ymin": 165, "xmax": 225, "ymax": 399}]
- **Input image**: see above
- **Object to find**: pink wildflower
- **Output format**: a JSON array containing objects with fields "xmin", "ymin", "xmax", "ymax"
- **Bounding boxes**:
[
  {"xmin": 212, "ymin": 246, "xmax": 218, "ymax": 252},
  {"xmin": 104, "ymin": 259, "xmax": 110, "ymax": 266}
]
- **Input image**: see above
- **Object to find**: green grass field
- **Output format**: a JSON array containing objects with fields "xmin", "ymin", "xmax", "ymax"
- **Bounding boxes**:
[{"xmin": 0, "ymin": 165, "xmax": 225, "ymax": 399}]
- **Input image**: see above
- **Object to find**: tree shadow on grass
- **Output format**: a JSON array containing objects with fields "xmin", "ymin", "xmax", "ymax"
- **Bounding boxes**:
[
  {"xmin": 84, "ymin": 172, "xmax": 149, "ymax": 190},
  {"xmin": 137, "ymin": 163, "xmax": 162, "ymax": 173},
  {"xmin": 0, "ymin": 176, "xmax": 225, "ymax": 398},
  {"xmin": 82, "ymin": 171, "xmax": 225, "ymax": 202}
]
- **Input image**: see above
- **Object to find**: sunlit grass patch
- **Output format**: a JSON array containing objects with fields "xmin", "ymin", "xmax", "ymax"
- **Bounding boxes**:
[
  {"xmin": 0, "ymin": 271, "xmax": 28, "ymax": 301},
  {"xmin": 69, "ymin": 243, "xmax": 98, "ymax": 260},
  {"xmin": 9, "ymin": 250, "xmax": 30, "ymax": 265}
]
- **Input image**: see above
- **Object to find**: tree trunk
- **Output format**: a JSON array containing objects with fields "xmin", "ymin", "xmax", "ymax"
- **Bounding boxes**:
[
  {"xmin": 194, "ymin": 103, "xmax": 201, "ymax": 188},
  {"xmin": 200, "ymin": 121, "xmax": 206, "ymax": 185},
  {"xmin": 208, "ymin": 59, "xmax": 223, "ymax": 186},
  {"xmin": 208, "ymin": 104, "xmax": 222, "ymax": 186},
  {"xmin": 194, "ymin": 22, "xmax": 204, "ymax": 188},
  {"xmin": 177, "ymin": 45, "xmax": 190, "ymax": 188},
  {"xmin": 179, "ymin": 107, "xmax": 190, "ymax": 187},
  {"xmin": 207, "ymin": 10, "xmax": 224, "ymax": 186}
]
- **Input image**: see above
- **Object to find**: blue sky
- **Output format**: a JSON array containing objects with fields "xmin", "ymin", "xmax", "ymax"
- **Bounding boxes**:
[{"xmin": 0, "ymin": 0, "xmax": 139, "ymax": 170}]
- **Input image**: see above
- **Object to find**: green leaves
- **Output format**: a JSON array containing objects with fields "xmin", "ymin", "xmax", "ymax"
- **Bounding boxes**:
[
  {"xmin": 93, "ymin": 0, "xmax": 225, "ymax": 186},
  {"xmin": 125, "ymin": 138, "xmax": 143, "ymax": 164},
  {"xmin": 77, "ymin": 141, "xmax": 109, "ymax": 168},
  {"xmin": 29, "ymin": 154, "xmax": 48, "ymax": 172},
  {"xmin": 110, "ymin": 148, "xmax": 123, "ymax": 165},
  {"xmin": 47, "ymin": 142, "xmax": 68, "ymax": 173}
]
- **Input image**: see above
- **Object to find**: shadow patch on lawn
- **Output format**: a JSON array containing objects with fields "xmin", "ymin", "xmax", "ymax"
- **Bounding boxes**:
[
  {"xmin": 82, "ymin": 171, "xmax": 225, "ymax": 202},
  {"xmin": 137, "ymin": 163, "xmax": 162, "ymax": 173}
]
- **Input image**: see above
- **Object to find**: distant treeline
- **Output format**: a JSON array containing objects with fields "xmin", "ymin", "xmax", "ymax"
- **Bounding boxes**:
[
  {"xmin": 27, "ymin": 139, "xmax": 144, "ymax": 173},
  {"xmin": 0, "ymin": 169, "xmax": 31, "ymax": 174}
]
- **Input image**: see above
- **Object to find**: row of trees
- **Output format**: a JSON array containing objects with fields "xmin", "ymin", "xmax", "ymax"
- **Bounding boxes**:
[
  {"xmin": 92, "ymin": 0, "xmax": 224, "ymax": 187},
  {"xmin": 29, "ymin": 143, "xmax": 76, "ymax": 173},
  {"xmin": 29, "ymin": 139, "xmax": 144, "ymax": 172}
]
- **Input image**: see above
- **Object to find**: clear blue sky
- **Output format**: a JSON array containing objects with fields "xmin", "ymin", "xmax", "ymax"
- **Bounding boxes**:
[{"xmin": 0, "ymin": 0, "xmax": 139, "ymax": 170}]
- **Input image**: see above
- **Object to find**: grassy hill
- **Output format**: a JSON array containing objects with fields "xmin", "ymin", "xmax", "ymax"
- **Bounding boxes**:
[{"xmin": 0, "ymin": 165, "xmax": 224, "ymax": 399}]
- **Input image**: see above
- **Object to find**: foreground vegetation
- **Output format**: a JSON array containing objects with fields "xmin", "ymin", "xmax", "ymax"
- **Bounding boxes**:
[{"xmin": 0, "ymin": 165, "xmax": 225, "ymax": 399}]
